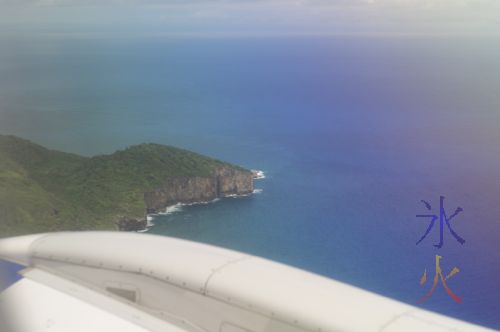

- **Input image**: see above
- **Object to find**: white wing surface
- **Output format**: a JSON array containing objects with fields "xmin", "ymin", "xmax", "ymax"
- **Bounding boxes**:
[{"xmin": 0, "ymin": 232, "xmax": 494, "ymax": 332}]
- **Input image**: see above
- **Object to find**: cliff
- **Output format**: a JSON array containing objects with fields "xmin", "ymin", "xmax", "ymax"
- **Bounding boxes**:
[
  {"xmin": 144, "ymin": 166, "xmax": 253, "ymax": 213},
  {"xmin": 0, "ymin": 135, "xmax": 254, "ymax": 236}
]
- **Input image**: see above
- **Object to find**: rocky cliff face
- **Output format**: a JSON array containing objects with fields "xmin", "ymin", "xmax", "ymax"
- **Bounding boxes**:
[
  {"xmin": 116, "ymin": 216, "xmax": 147, "ymax": 232},
  {"xmin": 144, "ymin": 166, "xmax": 253, "ymax": 214}
]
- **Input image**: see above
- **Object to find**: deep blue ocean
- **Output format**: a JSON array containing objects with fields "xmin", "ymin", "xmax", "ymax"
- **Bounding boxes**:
[{"xmin": 0, "ymin": 36, "xmax": 499, "ymax": 329}]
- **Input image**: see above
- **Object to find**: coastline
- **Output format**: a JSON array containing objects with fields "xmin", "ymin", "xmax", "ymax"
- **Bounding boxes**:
[{"xmin": 140, "ymin": 170, "xmax": 266, "ymax": 233}]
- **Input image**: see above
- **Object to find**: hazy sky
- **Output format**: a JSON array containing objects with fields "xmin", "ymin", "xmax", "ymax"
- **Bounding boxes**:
[{"xmin": 0, "ymin": 0, "xmax": 499, "ymax": 37}]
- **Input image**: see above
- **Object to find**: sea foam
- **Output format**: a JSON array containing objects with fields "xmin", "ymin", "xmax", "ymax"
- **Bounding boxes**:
[{"xmin": 252, "ymin": 169, "xmax": 266, "ymax": 180}]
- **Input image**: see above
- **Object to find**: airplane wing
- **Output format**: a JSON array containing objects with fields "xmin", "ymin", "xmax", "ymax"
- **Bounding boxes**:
[{"xmin": 0, "ymin": 232, "xmax": 494, "ymax": 332}]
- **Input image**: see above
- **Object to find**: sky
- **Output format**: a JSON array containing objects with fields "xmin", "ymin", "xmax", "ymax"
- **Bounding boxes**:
[{"xmin": 0, "ymin": 0, "xmax": 499, "ymax": 37}]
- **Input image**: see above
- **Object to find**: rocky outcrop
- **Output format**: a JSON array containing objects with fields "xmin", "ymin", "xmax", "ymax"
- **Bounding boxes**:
[
  {"xmin": 144, "ymin": 166, "xmax": 253, "ymax": 214},
  {"xmin": 215, "ymin": 166, "xmax": 254, "ymax": 196},
  {"xmin": 116, "ymin": 216, "xmax": 147, "ymax": 232}
]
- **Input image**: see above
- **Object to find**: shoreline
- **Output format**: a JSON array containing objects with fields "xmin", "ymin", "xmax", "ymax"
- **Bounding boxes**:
[{"xmin": 139, "ymin": 170, "xmax": 266, "ymax": 233}]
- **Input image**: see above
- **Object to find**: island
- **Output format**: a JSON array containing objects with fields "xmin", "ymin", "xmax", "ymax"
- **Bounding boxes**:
[{"xmin": 0, "ymin": 135, "xmax": 254, "ymax": 237}]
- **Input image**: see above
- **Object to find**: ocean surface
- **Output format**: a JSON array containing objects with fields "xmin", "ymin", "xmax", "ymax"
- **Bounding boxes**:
[{"xmin": 0, "ymin": 35, "xmax": 499, "ymax": 329}]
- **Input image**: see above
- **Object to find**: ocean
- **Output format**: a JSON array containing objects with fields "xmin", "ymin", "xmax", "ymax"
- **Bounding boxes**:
[{"xmin": 0, "ymin": 35, "xmax": 499, "ymax": 329}]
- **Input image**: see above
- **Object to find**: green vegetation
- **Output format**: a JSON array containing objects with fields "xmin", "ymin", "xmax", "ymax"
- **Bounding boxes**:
[{"xmin": 0, "ymin": 135, "xmax": 244, "ymax": 237}]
